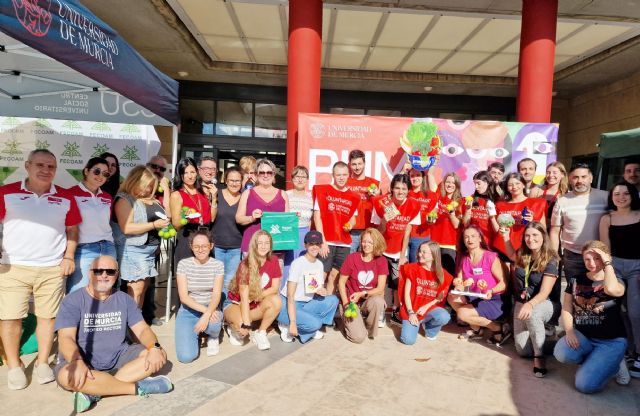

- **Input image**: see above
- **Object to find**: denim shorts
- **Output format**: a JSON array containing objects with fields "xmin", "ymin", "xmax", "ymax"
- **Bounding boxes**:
[{"xmin": 119, "ymin": 244, "xmax": 159, "ymax": 282}]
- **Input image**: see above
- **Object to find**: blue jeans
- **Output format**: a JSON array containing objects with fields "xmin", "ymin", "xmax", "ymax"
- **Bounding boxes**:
[
  {"xmin": 408, "ymin": 236, "xmax": 430, "ymax": 263},
  {"xmin": 175, "ymin": 304, "xmax": 222, "ymax": 363},
  {"xmin": 350, "ymin": 229, "xmax": 363, "ymax": 253},
  {"xmin": 554, "ymin": 329, "xmax": 626, "ymax": 394},
  {"xmin": 214, "ymin": 247, "xmax": 241, "ymax": 297},
  {"xmin": 66, "ymin": 240, "xmax": 117, "ymax": 294},
  {"xmin": 400, "ymin": 307, "xmax": 451, "ymax": 345},
  {"xmin": 277, "ymin": 294, "xmax": 339, "ymax": 343},
  {"xmin": 562, "ymin": 250, "xmax": 587, "ymax": 284}
]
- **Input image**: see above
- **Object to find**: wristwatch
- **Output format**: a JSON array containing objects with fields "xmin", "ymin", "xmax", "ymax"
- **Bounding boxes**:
[
  {"xmin": 241, "ymin": 323, "xmax": 252, "ymax": 330},
  {"xmin": 152, "ymin": 342, "xmax": 162, "ymax": 350},
  {"xmin": 363, "ymin": 290, "xmax": 368, "ymax": 297}
]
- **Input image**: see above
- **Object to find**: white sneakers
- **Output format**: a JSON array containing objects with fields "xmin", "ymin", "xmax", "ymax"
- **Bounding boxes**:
[
  {"xmin": 251, "ymin": 329, "xmax": 271, "ymax": 350},
  {"xmin": 278, "ymin": 323, "xmax": 294, "ymax": 343},
  {"xmin": 7, "ymin": 367, "xmax": 28, "ymax": 390},
  {"xmin": 313, "ymin": 330, "xmax": 324, "ymax": 340},
  {"xmin": 225, "ymin": 326, "xmax": 246, "ymax": 346},
  {"xmin": 616, "ymin": 358, "xmax": 631, "ymax": 386},
  {"xmin": 206, "ymin": 336, "xmax": 220, "ymax": 356}
]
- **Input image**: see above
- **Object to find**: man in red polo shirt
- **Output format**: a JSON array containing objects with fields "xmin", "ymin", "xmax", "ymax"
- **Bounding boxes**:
[
  {"xmin": 0, "ymin": 149, "xmax": 81, "ymax": 390},
  {"xmin": 313, "ymin": 162, "xmax": 360, "ymax": 294},
  {"xmin": 346, "ymin": 149, "xmax": 380, "ymax": 253}
]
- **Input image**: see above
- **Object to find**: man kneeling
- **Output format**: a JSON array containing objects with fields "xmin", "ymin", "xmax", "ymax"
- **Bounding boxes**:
[{"xmin": 54, "ymin": 255, "xmax": 172, "ymax": 413}]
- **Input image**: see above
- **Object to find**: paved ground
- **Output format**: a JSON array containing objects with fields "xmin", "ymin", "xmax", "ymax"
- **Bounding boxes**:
[
  {"xmin": 2, "ymin": 261, "xmax": 640, "ymax": 416},
  {"xmin": 2, "ymin": 315, "xmax": 640, "ymax": 416}
]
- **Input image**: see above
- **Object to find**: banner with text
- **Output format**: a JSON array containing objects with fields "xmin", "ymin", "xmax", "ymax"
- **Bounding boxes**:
[
  {"xmin": 297, "ymin": 114, "xmax": 559, "ymax": 195},
  {"xmin": 0, "ymin": 116, "xmax": 161, "ymax": 187}
]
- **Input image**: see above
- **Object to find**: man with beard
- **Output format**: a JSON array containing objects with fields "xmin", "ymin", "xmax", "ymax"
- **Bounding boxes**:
[
  {"xmin": 623, "ymin": 157, "xmax": 640, "ymax": 194},
  {"xmin": 550, "ymin": 163, "xmax": 608, "ymax": 282},
  {"xmin": 54, "ymin": 255, "xmax": 172, "ymax": 413},
  {"xmin": 346, "ymin": 150, "xmax": 379, "ymax": 253}
]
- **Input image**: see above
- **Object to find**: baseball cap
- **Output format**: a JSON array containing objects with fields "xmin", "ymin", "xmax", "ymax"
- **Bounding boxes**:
[{"xmin": 304, "ymin": 230, "xmax": 324, "ymax": 245}]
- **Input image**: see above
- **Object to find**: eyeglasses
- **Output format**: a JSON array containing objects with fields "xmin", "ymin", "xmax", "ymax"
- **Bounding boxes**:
[
  {"xmin": 147, "ymin": 163, "xmax": 167, "ymax": 173},
  {"xmin": 91, "ymin": 168, "xmax": 111, "ymax": 178},
  {"xmin": 293, "ymin": 175, "xmax": 308, "ymax": 180},
  {"xmin": 199, "ymin": 167, "xmax": 216, "ymax": 172},
  {"xmin": 91, "ymin": 268, "xmax": 117, "ymax": 276},
  {"xmin": 227, "ymin": 179, "xmax": 242, "ymax": 184},
  {"xmin": 191, "ymin": 244, "xmax": 211, "ymax": 251},
  {"xmin": 258, "ymin": 171, "xmax": 274, "ymax": 177}
]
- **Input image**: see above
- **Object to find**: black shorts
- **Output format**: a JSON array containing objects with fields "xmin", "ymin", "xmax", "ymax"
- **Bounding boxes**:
[
  {"xmin": 386, "ymin": 256, "xmax": 400, "ymax": 289},
  {"xmin": 320, "ymin": 245, "xmax": 350, "ymax": 273}
]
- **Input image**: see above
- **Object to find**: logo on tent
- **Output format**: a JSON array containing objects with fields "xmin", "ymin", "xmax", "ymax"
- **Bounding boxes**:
[
  {"xmin": 2, "ymin": 139, "xmax": 22, "ymax": 155},
  {"xmin": 35, "ymin": 119, "xmax": 52, "ymax": 128},
  {"xmin": 92, "ymin": 144, "xmax": 109, "ymax": 157},
  {"xmin": 13, "ymin": 0, "xmax": 53, "ymax": 37},
  {"xmin": 1, "ymin": 117, "xmax": 20, "ymax": 127},
  {"xmin": 91, "ymin": 122, "xmax": 111, "ymax": 132},
  {"xmin": 121, "ymin": 124, "xmax": 140, "ymax": 134},
  {"xmin": 61, "ymin": 142, "xmax": 81, "ymax": 158},
  {"xmin": 61, "ymin": 120, "xmax": 82, "ymax": 130},
  {"xmin": 121, "ymin": 145, "xmax": 140, "ymax": 162},
  {"xmin": 35, "ymin": 139, "xmax": 50, "ymax": 150}
]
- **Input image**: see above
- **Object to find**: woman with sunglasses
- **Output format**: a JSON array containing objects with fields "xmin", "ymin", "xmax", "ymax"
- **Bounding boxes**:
[
  {"xmin": 170, "ymin": 157, "xmax": 215, "ymax": 269},
  {"xmin": 236, "ymin": 158, "xmax": 289, "ymax": 255},
  {"xmin": 212, "ymin": 166, "xmax": 244, "ymax": 296},
  {"xmin": 175, "ymin": 229, "xmax": 224, "ymax": 362},
  {"xmin": 99, "ymin": 152, "xmax": 121, "ymax": 199},
  {"xmin": 224, "ymin": 230, "xmax": 282, "ymax": 351},
  {"xmin": 500, "ymin": 221, "xmax": 559, "ymax": 377},
  {"xmin": 66, "ymin": 157, "xmax": 117, "ymax": 293},
  {"xmin": 113, "ymin": 166, "xmax": 170, "ymax": 307}
]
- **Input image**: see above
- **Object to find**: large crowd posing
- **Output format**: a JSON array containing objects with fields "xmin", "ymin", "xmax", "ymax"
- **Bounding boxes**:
[{"xmin": 0, "ymin": 148, "xmax": 639, "ymax": 412}]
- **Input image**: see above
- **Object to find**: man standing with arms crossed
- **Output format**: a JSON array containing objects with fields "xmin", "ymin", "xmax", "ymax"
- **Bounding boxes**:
[
  {"xmin": 0, "ymin": 149, "xmax": 81, "ymax": 390},
  {"xmin": 313, "ymin": 162, "xmax": 360, "ymax": 294},
  {"xmin": 346, "ymin": 150, "xmax": 380, "ymax": 253}
]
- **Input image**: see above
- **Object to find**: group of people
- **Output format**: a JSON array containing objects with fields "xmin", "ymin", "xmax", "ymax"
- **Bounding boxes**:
[{"xmin": 0, "ymin": 147, "xmax": 639, "ymax": 412}]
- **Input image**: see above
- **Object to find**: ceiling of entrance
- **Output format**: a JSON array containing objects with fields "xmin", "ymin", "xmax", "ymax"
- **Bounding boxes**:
[{"xmin": 81, "ymin": 0, "xmax": 640, "ymax": 98}]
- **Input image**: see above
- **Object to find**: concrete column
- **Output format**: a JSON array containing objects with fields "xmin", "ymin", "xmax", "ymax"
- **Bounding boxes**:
[
  {"xmin": 516, "ymin": 0, "xmax": 558, "ymax": 122},
  {"xmin": 286, "ymin": 0, "xmax": 322, "ymax": 188}
]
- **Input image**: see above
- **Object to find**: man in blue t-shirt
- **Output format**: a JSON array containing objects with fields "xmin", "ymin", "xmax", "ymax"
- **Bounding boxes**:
[{"xmin": 54, "ymin": 255, "xmax": 173, "ymax": 413}]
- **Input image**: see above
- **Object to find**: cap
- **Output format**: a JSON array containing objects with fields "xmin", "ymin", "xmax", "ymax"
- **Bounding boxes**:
[{"xmin": 304, "ymin": 230, "xmax": 324, "ymax": 245}]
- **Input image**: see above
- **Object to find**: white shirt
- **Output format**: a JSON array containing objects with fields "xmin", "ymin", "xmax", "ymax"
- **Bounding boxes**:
[
  {"xmin": 68, "ymin": 183, "xmax": 113, "ymax": 244},
  {"xmin": 280, "ymin": 255, "xmax": 324, "ymax": 302},
  {"xmin": 551, "ymin": 189, "xmax": 608, "ymax": 254}
]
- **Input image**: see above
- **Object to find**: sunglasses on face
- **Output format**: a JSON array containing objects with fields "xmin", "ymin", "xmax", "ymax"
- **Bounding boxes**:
[
  {"xmin": 91, "ymin": 268, "xmax": 117, "ymax": 276},
  {"xmin": 91, "ymin": 168, "xmax": 111, "ymax": 178},
  {"xmin": 258, "ymin": 171, "xmax": 274, "ymax": 177},
  {"xmin": 147, "ymin": 163, "xmax": 167, "ymax": 173}
]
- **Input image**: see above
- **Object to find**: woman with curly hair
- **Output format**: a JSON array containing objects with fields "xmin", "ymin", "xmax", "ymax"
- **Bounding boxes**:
[{"xmin": 223, "ymin": 230, "xmax": 282, "ymax": 351}]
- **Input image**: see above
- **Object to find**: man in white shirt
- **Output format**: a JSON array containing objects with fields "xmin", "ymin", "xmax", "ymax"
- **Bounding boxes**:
[{"xmin": 550, "ymin": 163, "xmax": 608, "ymax": 282}]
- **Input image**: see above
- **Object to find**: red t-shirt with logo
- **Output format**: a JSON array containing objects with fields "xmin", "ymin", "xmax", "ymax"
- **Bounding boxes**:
[
  {"xmin": 429, "ymin": 194, "xmax": 462, "ymax": 248},
  {"xmin": 371, "ymin": 196, "xmax": 421, "ymax": 257},
  {"xmin": 313, "ymin": 184, "xmax": 360, "ymax": 245},
  {"xmin": 408, "ymin": 190, "xmax": 438, "ymax": 238},
  {"xmin": 461, "ymin": 197, "xmax": 495, "ymax": 246},
  {"xmin": 347, "ymin": 176, "xmax": 379, "ymax": 230},
  {"xmin": 399, "ymin": 263, "xmax": 453, "ymax": 321},
  {"xmin": 339, "ymin": 252, "xmax": 389, "ymax": 300},
  {"xmin": 227, "ymin": 256, "xmax": 282, "ymax": 308},
  {"xmin": 493, "ymin": 197, "xmax": 546, "ymax": 255}
]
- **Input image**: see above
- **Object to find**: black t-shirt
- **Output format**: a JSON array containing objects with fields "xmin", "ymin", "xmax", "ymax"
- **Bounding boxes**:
[
  {"xmin": 514, "ymin": 258, "xmax": 558, "ymax": 303},
  {"xmin": 144, "ymin": 201, "xmax": 163, "ymax": 246},
  {"xmin": 212, "ymin": 189, "xmax": 243, "ymax": 249},
  {"xmin": 565, "ymin": 274, "xmax": 626, "ymax": 340}
]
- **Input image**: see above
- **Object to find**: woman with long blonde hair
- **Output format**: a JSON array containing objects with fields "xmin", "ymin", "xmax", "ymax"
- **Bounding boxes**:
[
  {"xmin": 541, "ymin": 161, "xmax": 568, "ymax": 225},
  {"xmin": 398, "ymin": 241, "xmax": 453, "ymax": 344},
  {"xmin": 501, "ymin": 221, "xmax": 559, "ymax": 377},
  {"xmin": 113, "ymin": 166, "xmax": 169, "ymax": 308},
  {"xmin": 429, "ymin": 172, "xmax": 463, "ymax": 275},
  {"xmin": 223, "ymin": 230, "xmax": 282, "ymax": 351}
]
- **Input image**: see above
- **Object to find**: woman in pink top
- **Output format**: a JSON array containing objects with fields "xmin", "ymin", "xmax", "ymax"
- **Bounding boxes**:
[{"xmin": 448, "ymin": 225, "xmax": 510, "ymax": 343}]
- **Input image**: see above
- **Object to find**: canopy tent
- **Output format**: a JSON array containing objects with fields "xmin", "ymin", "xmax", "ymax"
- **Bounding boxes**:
[
  {"xmin": 0, "ymin": 0, "xmax": 180, "ymax": 322},
  {"xmin": 0, "ymin": 0, "xmax": 178, "ymax": 125},
  {"xmin": 596, "ymin": 127, "xmax": 640, "ymax": 188}
]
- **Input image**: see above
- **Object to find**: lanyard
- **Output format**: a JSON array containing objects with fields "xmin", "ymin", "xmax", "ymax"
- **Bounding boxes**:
[{"xmin": 184, "ymin": 190, "xmax": 204, "ymax": 225}]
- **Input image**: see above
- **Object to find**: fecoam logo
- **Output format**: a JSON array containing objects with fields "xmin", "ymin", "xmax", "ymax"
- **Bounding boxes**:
[
  {"xmin": 309, "ymin": 123, "xmax": 326, "ymax": 139},
  {"xmin": 13, "ymin": 0, "xmax": 52, "ymax": 37}
]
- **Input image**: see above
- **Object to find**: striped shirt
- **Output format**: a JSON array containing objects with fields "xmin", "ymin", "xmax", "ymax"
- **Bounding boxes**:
[{"xmin": 176, "ymin": 257, "xmax": 224, "ymax": 306}]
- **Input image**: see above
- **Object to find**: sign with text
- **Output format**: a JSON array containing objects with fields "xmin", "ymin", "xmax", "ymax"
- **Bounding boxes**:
[{"xmin": 297, "ymin": 113, "xmax": 559, "ymax": 195}]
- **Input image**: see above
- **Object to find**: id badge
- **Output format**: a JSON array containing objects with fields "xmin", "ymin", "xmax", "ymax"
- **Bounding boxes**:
[{"xmin": 472, "ymin": 267, "xmax": 483, "ymax": 276}]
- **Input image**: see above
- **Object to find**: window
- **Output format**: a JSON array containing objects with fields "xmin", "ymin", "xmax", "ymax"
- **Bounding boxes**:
[
  {"xmin": 254, "ymin": 103, "xmax": 287, "ymax": 139},
  {"xmin": 180, "ymin": 100, "xmax": 214, "ymax": 135},
  {"xmin": 216, "ymin": 101, "xmax": 253, "ymax": 137}
]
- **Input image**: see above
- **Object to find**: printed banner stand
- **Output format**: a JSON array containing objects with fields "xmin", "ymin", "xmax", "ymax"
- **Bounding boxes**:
[{"xmin": 261, "ymin": 212, "xmax": 300, "ymax": 251}]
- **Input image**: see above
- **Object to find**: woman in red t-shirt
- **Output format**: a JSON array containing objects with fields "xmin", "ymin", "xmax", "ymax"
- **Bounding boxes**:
[
  {"xmin": 338, "ymin": 228, "xmax": 389, "ymax": 343},
  {"xmin": 398, "ymin": 241, "xmax": 453, "ymax": 344},
  {"xmin": 430, "ymin": 172, "xmax": 463, "ymax": 275},
  {"xmin": 492, "ymin": 173, "xmax": 546, "ymax": 260},
  {"xmin": 408, "ymin": 168, "xmax": 438, "ymax": 263},
  {"xmin": 223, "ymin": 230, "xmax": 282, "ymax": 351},
  {"xmin": 462, "ymin": 171, "xmax": 498, "ymax": 249}
]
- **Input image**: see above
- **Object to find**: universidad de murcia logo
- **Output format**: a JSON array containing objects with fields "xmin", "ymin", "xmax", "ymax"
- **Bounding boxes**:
[{"xmin": 13, "ymin": 0, "xmax": 53, "ymax": 37}]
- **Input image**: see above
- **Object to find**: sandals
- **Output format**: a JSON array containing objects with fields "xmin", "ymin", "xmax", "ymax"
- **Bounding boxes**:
[
  {"xmin": 487, "ymin": 323, "xmax": 512, "ymax": 347},
  {"xmin": 458, "ymin": 328, "xmax": 484, "ymax": 340},
  {"xmin": 533, "ymin": 356, "xmax": 548, "ymax": 378}
]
